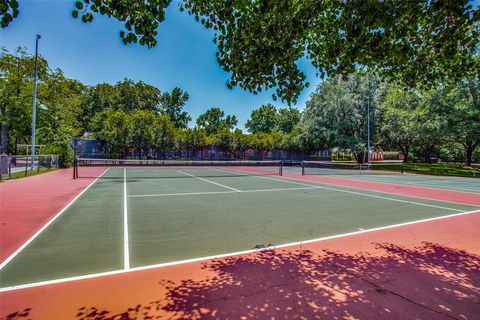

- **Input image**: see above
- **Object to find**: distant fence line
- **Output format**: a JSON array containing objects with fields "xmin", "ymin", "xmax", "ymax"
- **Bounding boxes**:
[
  {"xmin": 71, "ymin": 137, "xmax": 319, "ymax": 161},
  {"xmin": 0, "ymin": 154, "xmax": 60, "ymax": 180},
  {"xmin": 75, "ymin": 148, "xmax": 317, "ymax": 161}
]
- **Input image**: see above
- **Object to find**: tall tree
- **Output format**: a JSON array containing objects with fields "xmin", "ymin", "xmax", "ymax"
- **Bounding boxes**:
[
  {"xmin": 178, "ymin": 127, "xmax": 208, "ymax": 158},
  {"xmin": 379, "ymin": 86, "xmax": 423, "ymax": 162},
  {"xmin": 211, "ymin": 126, "xmax": 232, "ymax": 152},
  {"xmin": 428, "ymin": 83, "xmax": 480, "ymax": 165},
  {"xmin": 299, "ymin": 73, "xmax": 384, "ymax": 163},
  {"xmin": 230, "ymin": 128, "xmax": 247, "ymax": 159},
  {"xmin": 246, "ymin": 132, "xmax": 274, "ymax": 153},
  {"xmin": 196, "ymin": 107, "xmax": 237, "ymax": 135},
  {"xmin": 411, "ymin": 108, "xmax": 446, "ymax": 163},
  {"xmin": 0, "ymin": 47, "xmax": 49, "ymax": 154},
  {"xmin": 38, "ymin": 68, "xmax": 85, "ymax": 137},
  {"xmin": 277, "ymin": 107, "xmax": 300, "ymax": 133},
  {"xmin": 82, "ymin": 79, "xmax": 161, "ymax": 131},
  {"xmin": 81, "ymin": 83, "xmax": 117, "ymax": 131},
  {"xmin": 35, "ymin": 69, "xmax": 86, "ymax": 165},
  {"xmin": 91, "ymin": 109, "xmax": 132, "ymax": 157},
  {"xmin": 115, "ymin": 78, "xmax": 161, "ymax": 113},
  {"xmin": 153, "ymin": 114, "xmax": 176, "ymax": 159},
  {"xmin": 245, "ymin": 104, "xmax": 278, "ymax": 134},
  {"xmin": 159, "ymin": 87, "xmax": 191, "ymax": 128},
  {"xmin": 129, "ymin": 110, "xmax": 157, "ymax": 158}
]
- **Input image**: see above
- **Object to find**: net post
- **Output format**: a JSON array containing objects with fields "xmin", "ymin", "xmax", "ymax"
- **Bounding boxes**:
[
  {"xmin": 279, "ymin": 161, "xmax": 283, "ymax": 176},
  {"xmin": 73, "ymin": 158, "xmax": 77, "ymax": 179},
  {"xmin": 400, "ymin": 162, "xmax": 404, "ymax": 174},
  {"xmin": 301, "ymin": 162, "xmax": 305, "ymax": 175}
]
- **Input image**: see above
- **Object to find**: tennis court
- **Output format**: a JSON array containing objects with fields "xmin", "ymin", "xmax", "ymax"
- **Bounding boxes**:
[
  {"xmin": 1, "ymin": 160, "xmax": 478, "ymax": 290},
  {"xmin": 287, "ymin": 161, "xmax": 480, "ymax": 193}
]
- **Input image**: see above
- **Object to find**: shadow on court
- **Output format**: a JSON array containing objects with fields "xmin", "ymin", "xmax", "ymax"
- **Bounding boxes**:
[
  {"xmin": 0, "ymin": 308, "xmax": 31, "ymax": 320},
  {"xmin": 53, "ymin": 242, "xmax": 480, "ymax": 320}
]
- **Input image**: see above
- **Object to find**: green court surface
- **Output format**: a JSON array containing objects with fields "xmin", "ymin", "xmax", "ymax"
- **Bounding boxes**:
[
  {"xmin": 0, "ymin": 167, "xmax": 478, "ymax": 288},
  {"xmin": 284, "ymin": 166, "xmax": 480, "ymax": 193}
]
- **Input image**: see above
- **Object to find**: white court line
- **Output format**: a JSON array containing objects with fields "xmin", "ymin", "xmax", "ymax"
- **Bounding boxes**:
[
  {"xmin": 252, "ymin": 175, "xmax": 473, "ymax": 212},
  {"xmin": 335, "ymin": 175, "xmax": 480, "ymax": 194},
  {"xmin": 0, "ymin": 168, "xmax": 110, "ymax": 271},
  {"xmin": 212, "ymin": 167, "xmax": 479, "ymax": 207},
  {"xmin": 129, "ymin": 190, "xmax": 237, "ymax": 198},
  {"xmin": 1, "ymin": 208, "xmax": 478, "ymax": 293},
  {"xmin": 128, "ymin": 186, "xmax": 323, "ymax": 198},
  {"xmin": 243, "ymin": 186, "xmax": 323, "ymax": 193},
  {"xmin": 391, "ymin": 181, "xmax": 480, "ymax": 193},
  {"xmin": 177, "ymin": 170, "xmax": 241, "ymax": 192},
  {"xmin": 123, "ymin": 167, "xmax": 130, "ymax": 270}
]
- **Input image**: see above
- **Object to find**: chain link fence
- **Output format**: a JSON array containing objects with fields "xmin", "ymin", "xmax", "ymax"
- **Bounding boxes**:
[{"xmin": 0, "ymin": 154, "xmax": 60, "ymax": 181}]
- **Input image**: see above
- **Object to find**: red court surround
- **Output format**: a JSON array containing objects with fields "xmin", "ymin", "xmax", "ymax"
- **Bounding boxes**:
[{"xmin": 0, "ymin": 168, "xmax": 105, "ymax": 263}]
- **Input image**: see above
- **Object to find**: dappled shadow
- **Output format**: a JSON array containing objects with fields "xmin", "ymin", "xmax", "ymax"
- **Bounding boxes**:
[
  {"xmin": 0, "ymin": 308, "xmax": 31, "ymax": 320},
  {"xmin": 75, "ymin": 305, "xmax": 164, "ymax": 320},
  {"xmin": 58, "ymin": 242, "xmax": 480, "ymax": 319}
]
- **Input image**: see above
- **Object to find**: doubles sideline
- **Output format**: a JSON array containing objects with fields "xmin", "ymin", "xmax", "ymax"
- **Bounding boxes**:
[{"xmin": 0, "ymin": 168, "xmax": 110, "ymax": 272}]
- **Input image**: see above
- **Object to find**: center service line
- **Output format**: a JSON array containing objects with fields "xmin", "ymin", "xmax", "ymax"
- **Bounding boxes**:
[
  {"xmin": 123, "ymin": 167, "xmax": 130, "ymax": 270},
  {"xmin": 177, "ymin": 170, "xmax": 241, "ymax": 192}
]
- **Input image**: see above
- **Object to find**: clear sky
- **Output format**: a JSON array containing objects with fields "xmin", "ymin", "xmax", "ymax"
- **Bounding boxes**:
[{"xmin": 0, "ymin": 0, "xmax": 321, "ymax": 129}]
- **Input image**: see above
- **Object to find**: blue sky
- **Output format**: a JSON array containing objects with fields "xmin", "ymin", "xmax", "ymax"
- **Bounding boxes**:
[{"xmin": 0, "ymin": 0, "xmax": 320, "ymax": 129}]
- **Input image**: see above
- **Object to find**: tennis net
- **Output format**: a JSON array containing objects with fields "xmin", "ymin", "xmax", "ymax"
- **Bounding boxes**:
[
  {"xmin": 73, "ymin": 158, "xmax": 283, "ymax": 179},
  {"xmin": 301, "ymin": 161, "xmax": 404, "ymax": 176}
]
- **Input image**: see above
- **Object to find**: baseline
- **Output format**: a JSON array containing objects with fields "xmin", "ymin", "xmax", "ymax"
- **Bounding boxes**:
[{"xmin": 1, "ymin": 209, "xmax": 478, "ymax": 293}]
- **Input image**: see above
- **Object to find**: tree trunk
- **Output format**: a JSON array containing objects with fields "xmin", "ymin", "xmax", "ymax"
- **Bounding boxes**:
[
  {"xmin": 398, "ymin": 144, "xmax": 410, "ymax": 163},
  {"xmin": 354, "ymin": 151, "xmax": 366, "ymax": 164},
  {"xmin": 0, "ymin": 124, "xmax": 9, "ymax": 154},
  {"xmin": 403, "ymin": 146, "xmax": 410, "ymax": 163},
  {"xmin": 464, "ymin": 147, "xmax": 473, "ymax": 166},
  {"xmin": 461, "ymin": 137, "xmax": 479, "ymax": 166}
]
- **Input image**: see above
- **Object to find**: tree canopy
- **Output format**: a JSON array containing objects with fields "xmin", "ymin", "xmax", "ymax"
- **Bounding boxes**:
[
  {"xmin": 298, "ymin": 73, "xmax": 385, "ymax": 162},
  {"xmin": 196, "ymin": 107, "xmax": 237, "ymax": 135},
  {"xmin": 159, "ymin": 87, "xmax": 191, "ymax": 128},
  {"xmin": 1, "ymin": 1, "xmax": 478, "ymax": 104},
  {"xmin": 245, "ymin": 103, "xmax": 301, "ymax": 134}
]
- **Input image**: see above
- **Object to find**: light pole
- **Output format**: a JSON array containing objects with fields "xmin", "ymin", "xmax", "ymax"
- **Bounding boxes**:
[
  {"xmin": 367, "ymin": 96, "xmax": 370, "ymax": 165},
  {"xmin": 31, "ymin": 34, "xmax": 41, "ymax": 170}
]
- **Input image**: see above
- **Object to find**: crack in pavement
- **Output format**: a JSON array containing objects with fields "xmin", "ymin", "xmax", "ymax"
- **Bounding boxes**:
[{"xmin": 323, "ymin": 258, "xmax": 461, "ymax": 320}]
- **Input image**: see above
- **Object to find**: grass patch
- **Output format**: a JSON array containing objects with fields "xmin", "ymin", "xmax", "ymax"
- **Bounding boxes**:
[
  {"xmin": 403, "ymin": 163, "xmax": 479, "ymax": 177},
  {"xmin": 372, "ymin": 163, "xmax": 479, "ymax": 178},
  {"xmin": 1, "ymin": 167, "xmax": 58, "ymax": 181}
]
